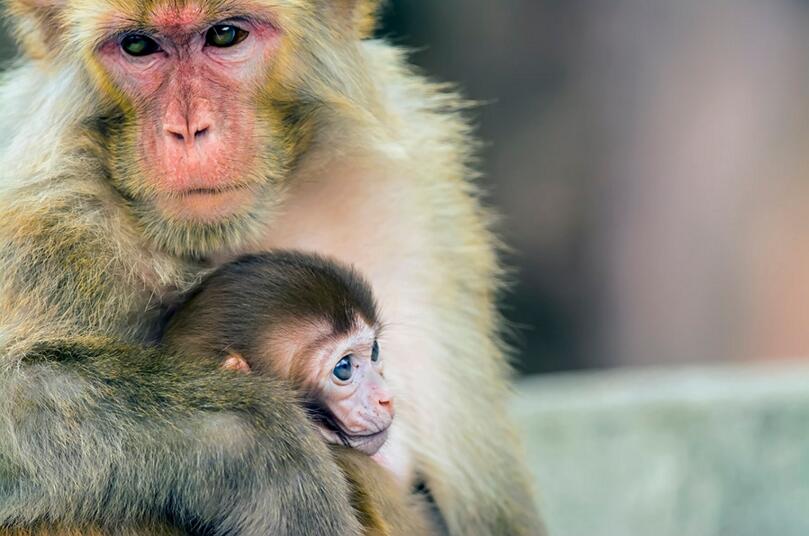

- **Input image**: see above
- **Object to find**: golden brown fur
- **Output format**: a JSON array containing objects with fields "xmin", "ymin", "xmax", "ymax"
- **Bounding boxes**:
[
  {"xmin": 0, "ymin": 0, "xmax": 545, "ymax": 534},
  {"xmin": 334, "ymin": 448, "xmax": 441, "ymax": 536},
  {"xmin": 0, "ymin": 448, "xmax": 439, "ymax": 536}
]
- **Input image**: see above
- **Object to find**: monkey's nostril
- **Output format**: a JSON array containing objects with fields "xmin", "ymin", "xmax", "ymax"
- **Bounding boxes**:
[{"xmin": 164, "ymin": 125, "xmax": 209, "ymax": 146}]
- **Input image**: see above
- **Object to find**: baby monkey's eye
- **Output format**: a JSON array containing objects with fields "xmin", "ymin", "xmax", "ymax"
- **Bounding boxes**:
[
  {"xmin": 206, "ymin": 24, "xmax": 249, "ymax": 48},
  {"xmin": 121, "ymin": 34, "xmax": 160, "ymax": 56},
  {"xmin": 371, "ymin": 340, "xmax": 380, "ymax": 363},
  {"xmin": 333, "ymin": 355, "xmax": 353, "ymax": 382}
]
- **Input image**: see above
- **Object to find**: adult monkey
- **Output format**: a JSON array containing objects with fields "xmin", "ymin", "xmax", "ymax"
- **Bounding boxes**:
[{"xmin": 0, "ymin": 0, "xmax": 544, "ymax": 535}]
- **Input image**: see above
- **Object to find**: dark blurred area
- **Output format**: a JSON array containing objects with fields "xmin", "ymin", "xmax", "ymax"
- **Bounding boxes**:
[
  {"xmin": 6, "ymin": 1, "xmax": 809, "ymax": 375},
  {"xmin": 377, "ymin": 0, "xmax": 809, "ymax": 374},
  {"xmin": 379, "ymin": 1, "xmax": 590, "ymax": 374}
]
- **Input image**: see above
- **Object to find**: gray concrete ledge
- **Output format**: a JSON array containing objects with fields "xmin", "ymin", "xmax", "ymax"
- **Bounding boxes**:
[{"xmin": 514, "ymin": 363, "xmax": 809, "ymax": 536}]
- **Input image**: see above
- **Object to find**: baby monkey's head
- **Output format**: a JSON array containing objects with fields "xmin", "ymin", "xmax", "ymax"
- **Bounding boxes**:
[{"xmin": 163, "ymin": 251, "xmax": 394, "ymax": 455}]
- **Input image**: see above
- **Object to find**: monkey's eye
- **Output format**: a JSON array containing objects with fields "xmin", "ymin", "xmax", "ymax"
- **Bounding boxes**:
[
  {"xmin": 205, "ymin": 24, "xmax": 249, "ymax": 48},
  {"xmin": 121, "ymin": 34, "xmax": 161, "ymax": 57},
  {"xmin": 371, "ymin": 341, "xmax": 380, "ymax": 363},
  {"xmin": 333, "ymin": 356, "xmax": 354, "ymax": 382}
]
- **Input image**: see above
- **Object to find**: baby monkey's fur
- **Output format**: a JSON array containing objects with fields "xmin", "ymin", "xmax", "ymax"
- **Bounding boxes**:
[
  {"xmin": 162, "ymin": 251, "xmax": 439, "ymax": 535},
  {"xmin": 161, "ymin": 251, "xmax": 440, "ymax": 536},
  {"xmin": 163, "ymin": 251, "xmax": 393, "ymax": 452},
  {"xmin": 162, "ymin": 251, "xmax": 379, "ymax": 369}
]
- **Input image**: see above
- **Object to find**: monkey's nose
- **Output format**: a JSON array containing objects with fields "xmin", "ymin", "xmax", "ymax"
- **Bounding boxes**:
[
  {"xmin": 377, "ymin": 394, "xmax": 395, "ymax": 418},
  {"xmin": 164, "ymin": 120, "xmax": 211, "ymax": 147},
  {"xmin": 162, "ymin": 100, "xmax": 214, "ymax": 148}
]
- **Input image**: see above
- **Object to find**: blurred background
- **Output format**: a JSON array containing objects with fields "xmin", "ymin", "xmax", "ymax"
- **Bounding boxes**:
[
  {"xmin": 376, "ymin": 6, "xmax": 809, "ymax": 529},
  {"xmin": 376, "ymin": 0, "xmax": 809, "ymax": 375}
]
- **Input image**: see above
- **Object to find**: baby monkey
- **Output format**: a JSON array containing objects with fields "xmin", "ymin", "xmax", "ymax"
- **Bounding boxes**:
[
  {"xmin": 162, "ymin": 251, "xmax": 395, "ymax": 457},
  {"xmin": 3, "ymin": 253, "xmax": 433, "ymax": 536},
  {"xmin": 160, "ymin": 252, "xmax": 443, "ymax": 535}
]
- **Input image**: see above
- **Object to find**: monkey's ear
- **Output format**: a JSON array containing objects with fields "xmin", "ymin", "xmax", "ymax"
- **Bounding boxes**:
[
  {"xmin": 222, "ymin": 353, "xmax": 252, "ymax": 374},
  {"xmin": 354, "ymin": 0, "xmax": 383, "ymax": 39},
  {"xmin": 6, "ymin": 0, "xmax": 68, "ymax": 59},
  {"xmin": 332, "ymin": 0, "xmax": 383, "ymax": 39}
]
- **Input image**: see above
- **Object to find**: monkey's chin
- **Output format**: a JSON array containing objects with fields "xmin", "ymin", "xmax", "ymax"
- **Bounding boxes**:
[
  {"xmin": 345, "ymin": 429, "xmax": 390, "ymax": 456},
  {"xmin": 318, "ymin": 427, "xmax": 390, "ymax": 456},
  {"xmin": 154, "ymin": 187, "xmax": 256, "ymax": 223}
]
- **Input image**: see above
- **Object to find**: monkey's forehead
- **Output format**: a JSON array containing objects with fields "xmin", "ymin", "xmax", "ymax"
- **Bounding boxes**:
[
  {"xmin": 65, "ymin": 0, "xmax": 304, "ymax": 43},
  {"xmin": 266, "ymin": 316, "xmax": 378, "ymax": 380}
]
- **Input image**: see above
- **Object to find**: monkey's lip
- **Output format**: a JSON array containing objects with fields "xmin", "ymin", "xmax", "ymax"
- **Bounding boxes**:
[
  {"xmin": 154, "ymin": 184, "xmax": 254, "ymax": 222},
  {"xmin": 179, "ymin": 184, "xmax": 251, "ymax": 196},
  {"xmin": 344, "ymin": 429, "xmax": 390, "ymax": 456}
]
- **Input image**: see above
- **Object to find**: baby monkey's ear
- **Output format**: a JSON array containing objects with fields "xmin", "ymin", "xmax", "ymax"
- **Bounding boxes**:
[{"xmin": 221, "ymin": 353, "xmax": 252, "ymax": 374}]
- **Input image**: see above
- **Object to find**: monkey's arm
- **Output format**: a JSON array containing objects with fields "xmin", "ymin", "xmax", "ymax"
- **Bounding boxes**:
[
  {"xmin": 0, "ymin": 339, "xmax": 363, "ymax": 536},
  {"xmin": 0, "ymin": 522, "xmax": 184, "ymax": 536},
  {"xmin": 0, "ymin": 188, "xmax": 368, "ymax": 535}
]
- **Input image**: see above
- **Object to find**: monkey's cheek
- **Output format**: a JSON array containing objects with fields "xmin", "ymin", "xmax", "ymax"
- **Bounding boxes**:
[{"xmin": 316, "ymin": 425, "xmax": 343, "ymax": 446}]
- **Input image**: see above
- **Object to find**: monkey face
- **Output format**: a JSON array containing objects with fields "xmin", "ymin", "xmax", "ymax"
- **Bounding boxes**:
[
  {"xmin": 51, "ymin": 0, "xmax": 366, "ymax": 256},
  {"xmin": 301, "ymin": 325, "xmax": 395, "ymax": 456},
  {"xmin": 81, "ymin": 3, "xmax": 297, "ymax": 255},
  {"xmin": 99, "ymin": 15, "xmax": 281, "ymax": 215}
]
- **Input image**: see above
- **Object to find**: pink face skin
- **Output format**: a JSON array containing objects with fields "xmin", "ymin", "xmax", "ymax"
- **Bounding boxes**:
[
  {"xmin": 222, "ymin": 322, "xmax": 395, "ymax": 456},
  {"xmin": 309, "ymin": 328, "xmax": 394, "ymax": 455},
  {"xmin": 95, "ymin": 6, "xmax": 281, "ymax": 222}
]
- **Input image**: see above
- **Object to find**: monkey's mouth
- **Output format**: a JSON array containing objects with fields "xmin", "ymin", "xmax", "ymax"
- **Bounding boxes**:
[
  {"xmin": 180, "ymin": 185, "xmax": 250, "ymax": 196},
  {"xmin": 317, "ymin": 423, "xmax": 390, "ymax": 456},
  {"xmin": 153, "ymin": 184, "xmax": 256, "ymax": 222},
  {"xmin": 304, "ymin": 400, "xmax": 391, "ymax": 456},
  {"xmin": 343, "ymin": 429, "xmax": 390, "ymax": 456}
]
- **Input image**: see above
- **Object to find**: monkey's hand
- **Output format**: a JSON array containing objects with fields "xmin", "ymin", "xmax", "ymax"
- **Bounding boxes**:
[{"xmin": 0, "ymin": 338, "xmax": 363, "ymax": 536}]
